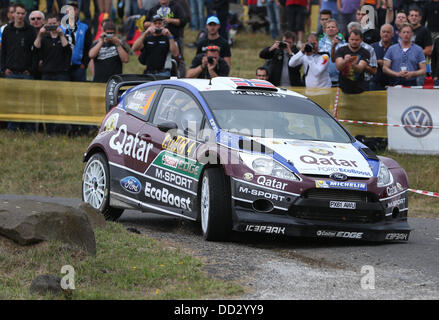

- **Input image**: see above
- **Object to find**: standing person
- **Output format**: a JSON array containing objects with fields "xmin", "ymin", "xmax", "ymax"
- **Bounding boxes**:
[
  {"xmin": 319, "ymin": 18, "xmax": 346, "ymax": 86},
  {"xmin": 62, "ymin": 0, "xmax": 93, "ymax": 81},
  {"xmin": 423, "ymin": 0, "xmax": 439, "ymax": 41},
  {"xmin": 256, "ymin": 66, "xmax": 269, "ymax": 80},
  {"xmin": 28, "ymin": 11, "xmax": 45, "ymax": 33},
  {"xmin": 370, "ymin": 23, "xmax": 395, "ymax": 90},
  {"xmin": 317, "ymin": 9, "xmax": 333, "ymax": 39},
  {"xmin": 337, "ymin": 0, "xmax": 361, "ymax": 35},
  {"xmin": 259, "ymin": 31, "xmax": 302, "ymax": 87},
  {"xmin": 195, "ymin": 16, "xmax": 231, "ymax": 67},
  {"xmin": 146, "ymin": 0, "xmax": 188, "ymax": 76},
  {"xmin": 285, "ymin": 0, "xmax": 309, "ymax": 47},
  {"xmin": 408, "ymin": 7, "xmax": 432, "ymax": 58},
  {"xmin": 46, "ymin": 0, "xmax": 66, "ymax": 15},
  {"xmin": 266, "ymin": 0, "xmax": 281, "ymax": 39},
  {"xmin": 211, "ymin": 0, "xmax": 228, "ymax": 40},
  {"xmin": 0, "ymin": 4, "xmax": 15, "ymax": 50},
  {"xmin": 320, "ymin": 0, "xmax": 339, "ymax": 25},
  {"xmin": 188, "ymin": 0, "xmax": 205, "ymax": 30},
  {"xmin": 289, "ymin": 33, "xmax": 332, "ymax": 88},
  {"xmin": 133, "ymin": 14, "xmax": 179, "ymax": 77},
  {"xmin": 33, "ymin": 14, "xmax": 72, "ymax": 81},
  {"xmin": 187, "ymin": 45, "xmax": 229, "ymax": 78},
  {"xmin": 431, "ymin": 36, "xmax": 439, "ymax": 84},
  {"xmin": 382, "ymin": 23, "xmax": 426, "ymax": 86},
  {"xmin": 335, "ymin": 29, "xmax": 371, "ymax": 93},
  {"xmin": 0, "ymin": 3, "xmax": 36, "ymax": 79},
  {"xmin": 391, "ymin": 11, "xmax": 407, "ymax": 43},
  {"xmin": 88, "ymin": 20, "xmax": 129, "ymax": 83}
]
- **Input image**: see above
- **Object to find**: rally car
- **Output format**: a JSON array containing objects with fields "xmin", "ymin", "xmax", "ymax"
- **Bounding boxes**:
[{"xmin": 82, "ymin": 75, "xmax": 411, "ymax": 242}]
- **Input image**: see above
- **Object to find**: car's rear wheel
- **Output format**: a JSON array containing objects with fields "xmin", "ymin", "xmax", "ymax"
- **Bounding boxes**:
[
  {"xmin": 82, "ymin": 152, "xmax": 124, "ymax": 221},
  {"xmin": 200, "ymin": 167, "xmax": 232, "ymax": 241}
]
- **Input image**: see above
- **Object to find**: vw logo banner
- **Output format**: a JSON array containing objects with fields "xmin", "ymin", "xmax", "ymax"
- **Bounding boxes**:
[{"xmin": 387, "ymin": 87, "xmax": 439, "ymax": 154}]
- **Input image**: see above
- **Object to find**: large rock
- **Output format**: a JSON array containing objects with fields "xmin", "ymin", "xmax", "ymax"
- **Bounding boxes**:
[
  {"xmin": 0, "ymin": 199, "xmax": 96, "ymax": 256},
  {"xmin": 30, "ymin": 274, "xmax": 64, "ymax": 296},
  {"xmin": 78, "ymin": 202, "xmax": 106, "ymax": 230}
]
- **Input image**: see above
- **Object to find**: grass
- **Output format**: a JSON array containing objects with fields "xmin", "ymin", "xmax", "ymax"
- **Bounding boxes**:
[{"xmin": 0, "ymin": 222, "xmax": 243, "ymax": 299}]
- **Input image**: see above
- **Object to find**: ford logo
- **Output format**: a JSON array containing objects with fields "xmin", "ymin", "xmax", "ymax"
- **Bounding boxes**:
[
  {"xmin": 120, "ymin": 176, "xmax": 142, "ymax": 194},
  {"xmin": 330, "ymin": 173, "xmax": 348, "ymax": 181}
]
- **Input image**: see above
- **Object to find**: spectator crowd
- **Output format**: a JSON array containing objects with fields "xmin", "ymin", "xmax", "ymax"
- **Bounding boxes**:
[{"xmin": 0, "ymin": 0, "xmax": 439, "ymax": 97}]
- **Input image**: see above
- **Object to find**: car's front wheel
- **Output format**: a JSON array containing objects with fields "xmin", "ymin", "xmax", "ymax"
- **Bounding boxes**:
[
  {"xmin": 200, "ymin": 167, "xmax": 232, "ymax": 241},
  {"xmin": 82, "ymin": 152, "xmax": 124, "ymax": 221}
]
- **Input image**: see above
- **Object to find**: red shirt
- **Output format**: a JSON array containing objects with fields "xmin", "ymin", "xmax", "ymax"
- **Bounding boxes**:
[{"xmin": 286, "ymin": 0, "xmax": 307, "ymax": 6}]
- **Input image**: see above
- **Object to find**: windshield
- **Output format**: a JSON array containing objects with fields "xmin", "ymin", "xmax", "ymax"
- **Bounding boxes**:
[{"xmin": 202, "ymin": 90, "xmax": 352, "ymax": 143}]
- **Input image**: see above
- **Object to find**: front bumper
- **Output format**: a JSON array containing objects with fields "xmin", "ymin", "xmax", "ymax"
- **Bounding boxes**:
[{"xmin": 232, "ymin": 209, "xmax": 411, "ymax": 242}]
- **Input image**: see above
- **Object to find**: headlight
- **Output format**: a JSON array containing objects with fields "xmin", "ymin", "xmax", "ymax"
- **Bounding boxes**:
[
  {"xmin": 377, "ymin": 162, "xmax": 393, "ymax": 187},
  {"xmin": 239, "ymin": 153, "xmax": 300, "ymax": 181}
]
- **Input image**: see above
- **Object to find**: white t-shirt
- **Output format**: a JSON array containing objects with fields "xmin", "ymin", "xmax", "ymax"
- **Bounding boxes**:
[{"xmin": 289, "ymin": 51, "xmax": 332, "ymax": 88}]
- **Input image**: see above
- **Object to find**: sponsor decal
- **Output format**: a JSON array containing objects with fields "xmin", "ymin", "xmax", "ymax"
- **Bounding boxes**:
[
  {"xmin": 256, "ymin": 176, "xmax": 287, "ymax": 190},
  {"xmin": 385, "ymin": 233, "xmax": 408, "ymax": 241},
  {"xmin": 396, "ymin": 182, "xmax": 403, "ymax": 191},
  {"xmin": 245, "ymin": 225, "xmax": 285, "ymax": 234},
  {"xmin": 329, "ymin": 172, "xmax": 348, "ymax": 181},
  {"xmin": 154, "ymin": 151, "xmax": 202, "ymax": 179},
  {"xmin": 287, "ymin": 141, "xmax": 330, "ymax": 148},
  {"xmin": 120, "ymin": 176, "xmax": 142, "ymax": 194},
  {"xmin": 243, "ymin": 172, "xmax": 254, "ymax": 181},
  {"xmin": 103, "ymin": 113, "xmax": 119, "ymax": 132},
  {"xmin": 309, "ymin": 148, "xmax": 334, "ymax": 156},
  {"xmin": 386, "ymin": 185, "xmax": 401, "ymax": 196},
  {"xmin": 154, "ymin": 168, "xmax": 194, "ymax": 189},
  {"xmin": 387, "ymin": 198, "xmax": 406, "ymax": 208},
  {"xmin": 316, "ymin": 166, "xmax": 373, "ymax": 177},
  {"xmin": 162, "ymin": 134, "xmax": 198, "ymax": 158},
  {"xmin": 315, "ymin": 180, "xmax": 367, "ymax": 191},
  {"xmin": 316, "ymin": 230, "xmax": 364, "ymax": 239},
  {"xmin": 144, "ymin": 181, "xmax": 192, "ymax": 211},
  {"xmin": 230, "ymin": 90, "xmax": 286, "ymax": 97},
  {"xmin": 109, "ymin": 124, "xmax": 153, "ymax": 162},
  {"xmin": 329, "ymin": 201, "xmax": 356, "ymax": 209},
  {"xmin": 300, "ymin": 155, "xmax": 359, "ymax": 168},
  {"xmin": 401, "ymin": 106, "xmax": 433, "ymax": 138},
  {"xmin": 238, "ymin": 186, "xmax": 286, "ymax": 202}
]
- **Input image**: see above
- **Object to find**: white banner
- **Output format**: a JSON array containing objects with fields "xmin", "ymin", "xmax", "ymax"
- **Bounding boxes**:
[{"xmin": 387, "ymin": 87, "xmax": 439, "ymax": 154}]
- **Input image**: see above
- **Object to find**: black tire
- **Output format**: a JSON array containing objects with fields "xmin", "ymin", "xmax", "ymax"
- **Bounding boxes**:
[
  {"xmin": 82, "ymin": 152, "xmax": 124, "ymax": 221},
  {"xmin": 200, "ymin": 167, "xmax": 232, "ymax": 241}
]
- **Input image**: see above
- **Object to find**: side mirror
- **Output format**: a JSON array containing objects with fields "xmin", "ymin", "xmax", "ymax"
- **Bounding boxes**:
[{"xmin": 157, "ymin": 121, "xmax": 178, "ymax": 133}]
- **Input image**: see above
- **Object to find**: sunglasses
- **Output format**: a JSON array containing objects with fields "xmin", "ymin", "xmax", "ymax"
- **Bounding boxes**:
[{"xmin": 30, "ymin": 17, "xmax": 43, "ymax": 20}]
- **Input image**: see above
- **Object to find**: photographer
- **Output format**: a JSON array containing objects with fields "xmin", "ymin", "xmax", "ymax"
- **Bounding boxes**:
[
  {"xmin": 132, "ymin": 15, "xmax": 179, "ymax": 77},
  {"xmin": 258, "ymin": 31, "xmax": 302, "ymax": 87},
  {"xmin": 187, "ymin": 45, "xmax": 229, "ymax": 79},
  {"xmin": 89, "ymin": 21, "xmax": 129, "ymax": 83},
  {"xmin": 289, "ymin": 33, "xmax": 332, "ymax": 88},
  {"xmin": 33, "ymin": 14, "xmax": 71, "ymax": 81}
]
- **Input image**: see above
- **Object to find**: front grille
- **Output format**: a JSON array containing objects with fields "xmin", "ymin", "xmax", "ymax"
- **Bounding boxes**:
[{"xmin": 288, "ymin": 189, "xmax": 382, "ymax": 223}]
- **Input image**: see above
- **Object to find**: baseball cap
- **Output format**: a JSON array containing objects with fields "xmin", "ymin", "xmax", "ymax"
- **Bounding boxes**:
[
  {"xmin": 152, "ymin": 14, "xmax": 164, "ymax": 22},
  {"xmin": 206, "ymin": 16, "xmax": 220, "ymax": 25}
]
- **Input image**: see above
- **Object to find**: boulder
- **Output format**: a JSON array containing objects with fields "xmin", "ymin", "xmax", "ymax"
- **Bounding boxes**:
[
  {"xmin": 77, "ymin": 202, "xmax": 106, "ymax": 229},
  {"xmin": 30, "ymin": 274, "xmax": 64, "ymax": 296},
  {"xmin": 0, "ymin": 199, "xmax": 96, "ymax": 256}
]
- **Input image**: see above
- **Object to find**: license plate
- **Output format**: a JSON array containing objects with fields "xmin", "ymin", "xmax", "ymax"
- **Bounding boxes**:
[{"xmin": 329, "ymin": 201, "xmax": 356, "ymax": 209}]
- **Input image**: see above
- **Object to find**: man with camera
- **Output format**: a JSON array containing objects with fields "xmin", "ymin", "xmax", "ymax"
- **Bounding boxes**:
[
  {"xmin": 187, "ymin": 45, "xmax": 229, "ymax": 79},
  {"xmin": 132, "ymin": 14, "xmax": 179, "ymax": 77},
  {"xmin": 258, "ymin": 31, "xmax": 302, "ymax": 87},
  {"xmin": 89, "ymin": 21, "xmax": 129, "ymax": 83},
  {"xmin": 33, "ymin": 14, "xmax": 72, "ymax": 81},
  {"xmin": 289, "ymin": 33, "xmax": 332, "ymax": 88}
]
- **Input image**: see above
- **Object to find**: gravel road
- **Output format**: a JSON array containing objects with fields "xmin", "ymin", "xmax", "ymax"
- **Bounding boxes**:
[{"xmin": 2, "ymin": 194, "xmax": 438, "ymax": 299}]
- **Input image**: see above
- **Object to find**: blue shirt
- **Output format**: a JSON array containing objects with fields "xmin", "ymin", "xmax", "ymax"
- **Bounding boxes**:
[{"xmin": 384, "ymin": 42, "xmax": 426, "ymax": 82}]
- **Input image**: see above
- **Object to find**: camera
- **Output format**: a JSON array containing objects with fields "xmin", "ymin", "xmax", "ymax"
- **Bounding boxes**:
[
  {"xmin": 45, "ymin": 25, "xmax": 57, "ymax": 31},
  {"xmin": 336, "ymin": 35, "xmax": 343, "ymax": 41},
  {"xmin": 207, "ymin": 56, "xmax": 215, "ymax": 64},
  {"xmin": 155, "ymin": 28, "xmax": 162, "ymax": 34},
  {"xmin": 278, "ymin": 41, "xmax": 287, "ymax": 49},
  {"xmin": 304, "ymin": 43, "xmax": 314, "ymax": 53},
  {"xmin": 104, "ymin": 33, "xmax": 114, "ymax": 39}
]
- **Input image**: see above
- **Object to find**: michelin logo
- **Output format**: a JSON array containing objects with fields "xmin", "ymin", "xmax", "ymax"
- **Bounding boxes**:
[{"xmin": 315, "ymin": 180, "xmax": 367, "ymax": 191}]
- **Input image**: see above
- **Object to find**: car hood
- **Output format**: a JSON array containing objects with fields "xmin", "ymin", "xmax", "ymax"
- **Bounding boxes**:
[{"xmin": 251, "ymin": 138, "xmax": 374, "ymax": 178}]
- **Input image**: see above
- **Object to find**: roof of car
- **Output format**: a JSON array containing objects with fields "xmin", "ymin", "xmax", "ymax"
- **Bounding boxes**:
[{"xmin": 170, "ymin": 77, "xmax": 307, "ymax": 98}]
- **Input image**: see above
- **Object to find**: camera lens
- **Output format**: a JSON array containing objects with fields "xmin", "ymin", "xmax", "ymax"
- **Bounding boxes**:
[
  {"xmin": 207, "ymin": 56, "xmax": 214, "ymax": 64},
  {"xmin": 279, "ymin": 42, "xmax": 286, "ymax": 49},
  {"xmin": 304, "ymin": 43, "xmax": 313, "ymax": 53},
  {"xmin": 155, "ymin": 28, "xmax": 162, "ymax": 34}
]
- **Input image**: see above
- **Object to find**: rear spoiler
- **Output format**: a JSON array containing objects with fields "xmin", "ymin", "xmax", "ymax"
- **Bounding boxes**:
[{"xmin": 105, "ymin": 74, "xmax": 169, "ymax": 112}]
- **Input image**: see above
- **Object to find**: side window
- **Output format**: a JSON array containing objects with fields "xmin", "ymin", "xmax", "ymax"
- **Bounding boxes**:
[
  {"xmin": 124, "ymin": 86, "xmax": 158, "ymax": 120},
  {"xmin": 152, "ymin": 88, "xmax": 204, "ymax": 135}
]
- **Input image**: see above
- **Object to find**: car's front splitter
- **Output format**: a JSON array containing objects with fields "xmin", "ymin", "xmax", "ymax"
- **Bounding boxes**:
[{"xmin": 232, "ymin": 210, "xmax": 411, "ymax": 242}]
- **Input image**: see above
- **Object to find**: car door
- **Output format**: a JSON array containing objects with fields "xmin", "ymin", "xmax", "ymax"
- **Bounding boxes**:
[
  {"xmin": 141, "ymin": 86, "xmax": 205, "ymax": 220},
  {"xmin": 109, "ymin": 85, "xmax": 160, "ymax": 203}
]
